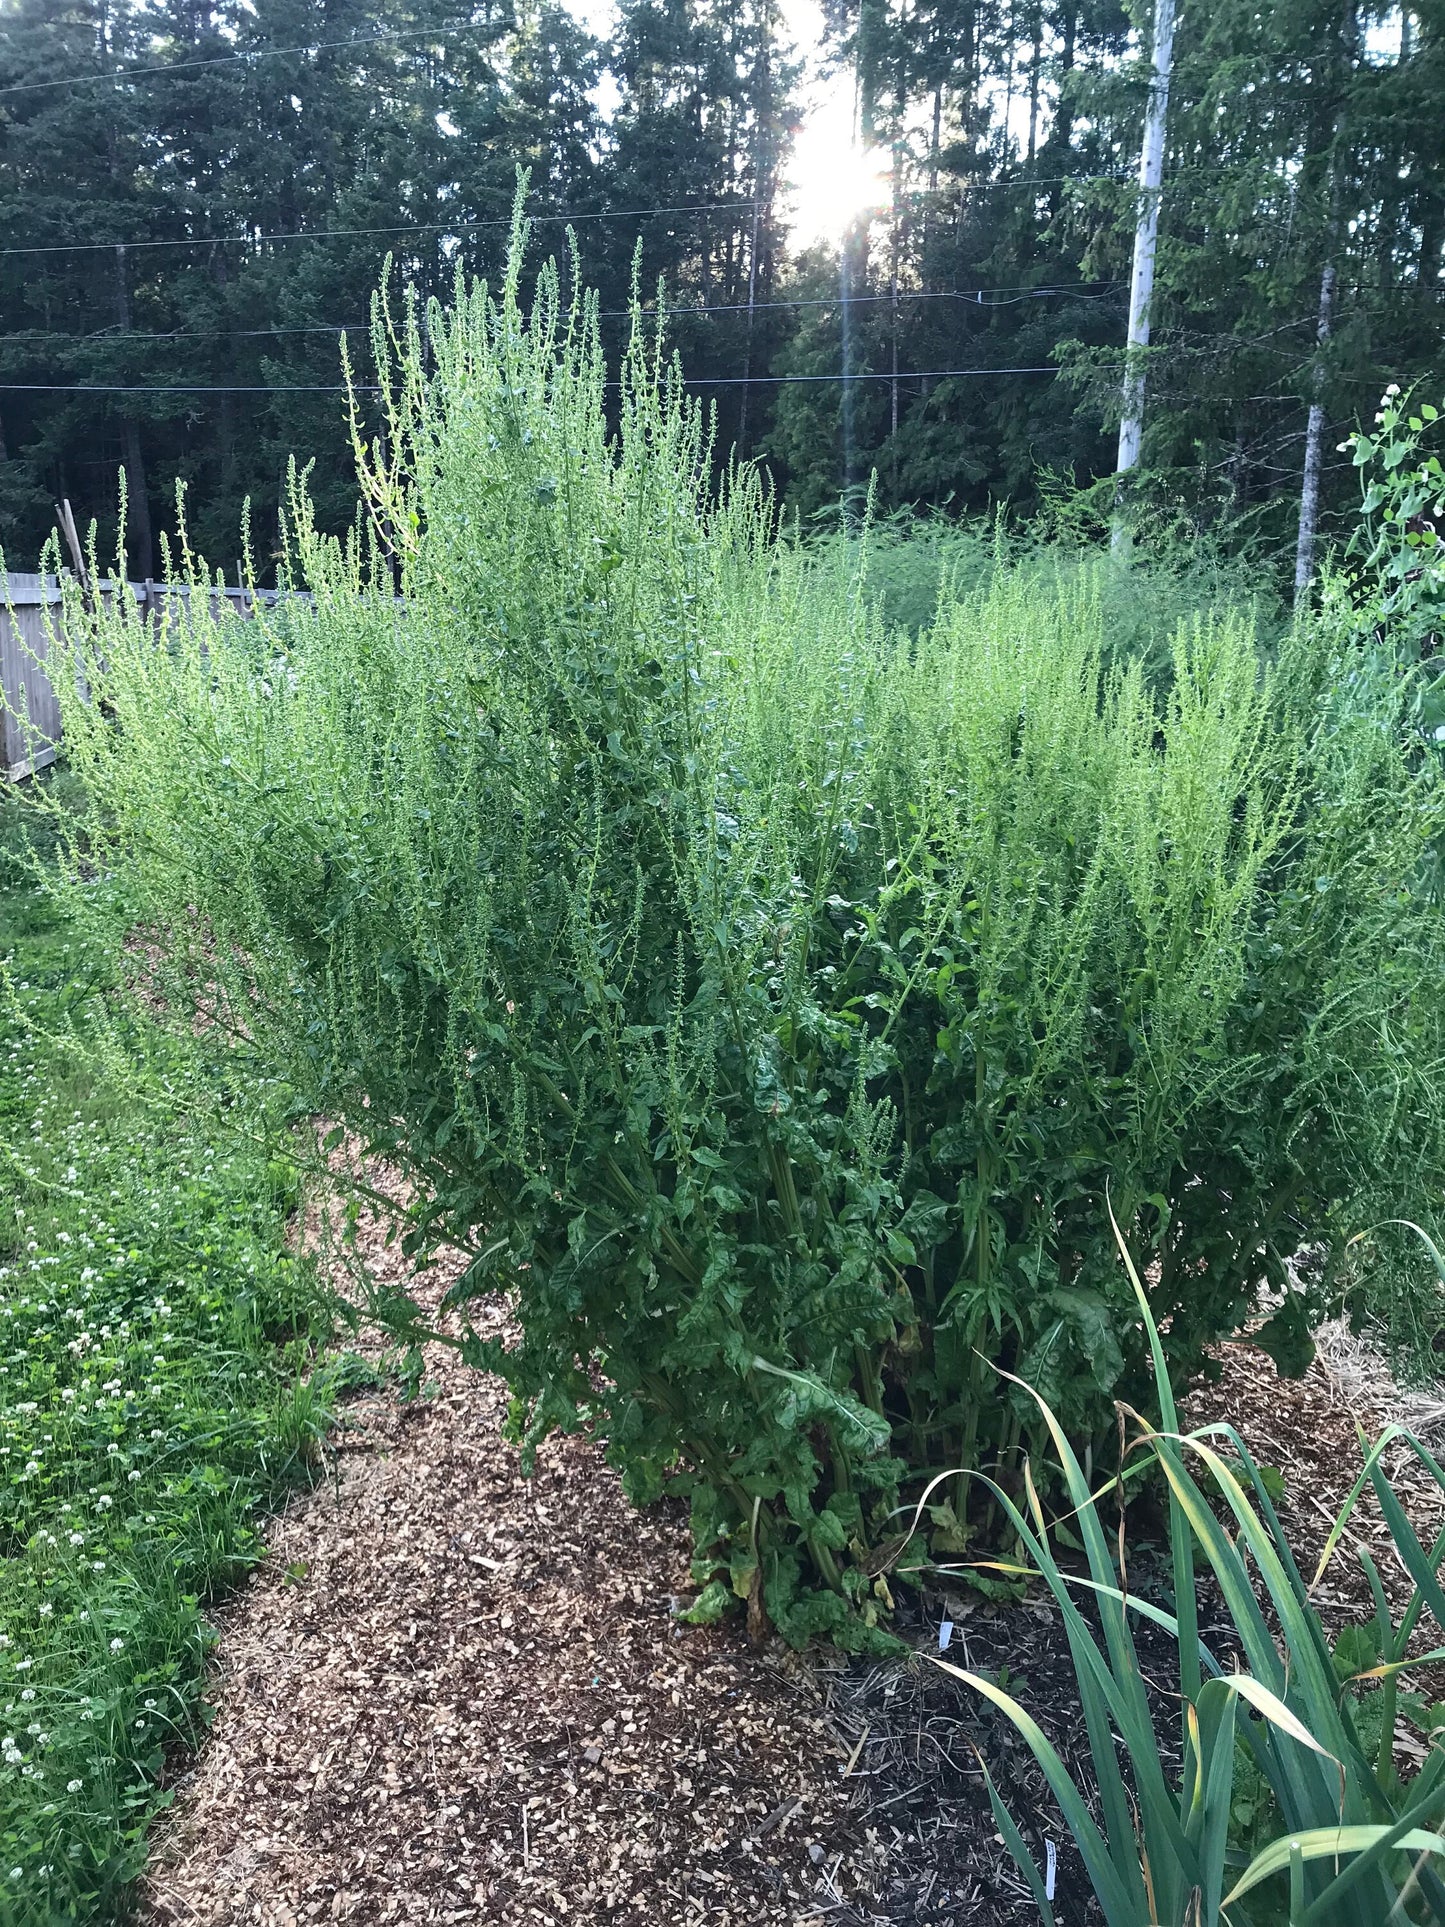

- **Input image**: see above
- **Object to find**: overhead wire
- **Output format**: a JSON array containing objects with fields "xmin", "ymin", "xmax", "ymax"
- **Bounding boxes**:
[
  {"xmin": 0, "ymin": 23, "xmax": 496, "ymax": 99},
  {"xmin": 0, "ymin": 283, "xmax": 1126, "ymax": 343},
  {"xmin": 0, "ymin": 365, "xmax": 1083, "ymax": 395},
  {"xmin": 0, "ymin": 176, "xmax": 1143, "ymax": 259}
]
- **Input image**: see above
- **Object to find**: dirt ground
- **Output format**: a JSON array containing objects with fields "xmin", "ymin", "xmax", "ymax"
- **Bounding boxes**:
[{"xmin": 140, "ymin": 1168, "xmax": 1445, "ymax": 1927}]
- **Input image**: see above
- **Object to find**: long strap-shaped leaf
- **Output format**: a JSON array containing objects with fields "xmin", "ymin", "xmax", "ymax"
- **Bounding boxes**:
[
  {"xmin": 935, "ymin": 1660, "xmax": 1142, "ymax": 1926},
  {"xmin": 1223, "ymin": 1824, "xmax": 1445, "ymax": 1913},
  {"xmin": 948, "ymin": 1462, "xmax": 1174, "ymax": 1911},
  {"xmin": 979, "ymin": 1410, "xmax": 1195, "ymax": 1910},
  {"xmin": 1109, "ymin": 1199, "xmax": 1202, "ymax": 1716}
]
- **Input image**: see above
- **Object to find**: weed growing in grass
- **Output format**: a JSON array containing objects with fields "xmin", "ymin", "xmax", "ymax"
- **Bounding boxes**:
[
  {"xmin": 40, "ymin": 209, "xmax": 1445, "ymax": 1650},
  {"xmin": 0, "ymin": 774, "xmax": 330, "ymax": 1921}
]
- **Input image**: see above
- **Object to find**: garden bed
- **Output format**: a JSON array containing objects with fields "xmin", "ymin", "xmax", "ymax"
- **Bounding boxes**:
[{"xmin": 140, "ymin": 1157, "xmax": 1444, "ymax": 1927}]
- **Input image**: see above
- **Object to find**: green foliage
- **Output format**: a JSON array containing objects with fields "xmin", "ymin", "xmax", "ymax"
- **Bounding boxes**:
[
  {"xmin": 46, "ymin": 227, "xmax": 1445, "ymax": 1649},
  {"xmin": 1344, "ymin": 385, "xmax": 1445, "ymax": 657},
  {"xmin": 0, "ymin": 773, "xmax": 331, "ymax": 1921},
  {"xmin": 938, "ymin": 1224, "xmax": 1445, "ymax": 1927}
]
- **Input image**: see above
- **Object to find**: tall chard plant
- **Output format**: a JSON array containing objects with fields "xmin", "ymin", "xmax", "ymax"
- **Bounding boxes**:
[{"xmin": 38, "ymin": 206, "xmax": 1445, "ymax": 1647}]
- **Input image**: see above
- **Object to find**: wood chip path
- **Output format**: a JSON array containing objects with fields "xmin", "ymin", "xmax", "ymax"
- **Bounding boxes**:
[
  {"xmin": 142, "ymin": 1163, "xmax": 879, "ymax": 1926},
  {"xmin": 142, "ymin": 1163, "xmax": 1444, "ymax": 1926}
]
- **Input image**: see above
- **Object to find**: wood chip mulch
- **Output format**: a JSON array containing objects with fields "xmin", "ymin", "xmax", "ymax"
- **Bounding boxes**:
[
  {"xmin": 1182, "ymin": 1325, "xmax": 1445, "ymax": 1642},
  {"xmin": 140, "ymin": 1162, "xmax": 1445, "ymax": 1927},
  {"xmin": 141, "ymin": 1166, "xmax": 879, "ymax": 1927}
]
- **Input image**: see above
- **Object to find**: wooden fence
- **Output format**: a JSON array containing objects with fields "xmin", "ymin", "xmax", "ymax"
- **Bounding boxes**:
[{"xmin": 0, "ymin": 573, "xmax": 299, "ymax": 781}]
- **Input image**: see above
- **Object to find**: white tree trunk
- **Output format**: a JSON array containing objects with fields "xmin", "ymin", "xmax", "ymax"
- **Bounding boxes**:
[
  {"xmin": 1113, "ymin": 0, "xmax": 1178, "ymax": 543},
  {"xmin": 1294, "ymin": 259, "xmax": 1337, "ymax": 602}
]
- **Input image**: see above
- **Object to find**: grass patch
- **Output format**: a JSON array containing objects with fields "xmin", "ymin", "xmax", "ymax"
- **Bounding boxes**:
[{"xmin": 0, "ymin": 770, "xmax": 331, "ymax": 1922}]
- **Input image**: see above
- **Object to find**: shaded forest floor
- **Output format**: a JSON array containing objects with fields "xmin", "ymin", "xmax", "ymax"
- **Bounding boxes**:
[{"xmin": 139, "ymin": 1160, "xmax": 1445, "ymax": 1927}]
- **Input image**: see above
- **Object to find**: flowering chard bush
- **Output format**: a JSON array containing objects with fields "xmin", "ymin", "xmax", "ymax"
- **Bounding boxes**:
[
  {"xmin": 47, "ymin": 222, "xmax": 1445, "ymax": 1652},
  {"xmin": 0, "ymin": 806, "xmax": 329, "ymax": 1917}
]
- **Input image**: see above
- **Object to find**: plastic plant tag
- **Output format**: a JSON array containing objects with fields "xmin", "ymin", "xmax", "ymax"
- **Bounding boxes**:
[
  {"xmin": 938, "ymin": 1619, "xmax": 953, "ymax": 1652},
  {"xmin": 1045, "ymin": 1838, "xmax": 1057, "ymax": 1900}
]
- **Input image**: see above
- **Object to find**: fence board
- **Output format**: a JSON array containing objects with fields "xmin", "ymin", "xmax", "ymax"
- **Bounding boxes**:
[
  {"xmin": 0, "ymin": 573, "xmax": 313, "ymax": 781},
  {"xmin": 0, "ymin": 574, "xmax": 64, "ymax": 780}
]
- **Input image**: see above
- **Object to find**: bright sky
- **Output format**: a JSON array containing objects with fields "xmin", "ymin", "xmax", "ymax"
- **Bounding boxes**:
[
  {"xmin": 565, "ymin": 0, "xmax": 884, "ymax": 248},
  {"xmin": 781, "ymin": 0, "xmax": 891, "ymax": 246}
]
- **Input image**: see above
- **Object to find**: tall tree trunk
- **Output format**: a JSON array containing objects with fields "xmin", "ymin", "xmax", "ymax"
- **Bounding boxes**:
[
  {"xmin": 1027, "ymin": 6, "xmax": 1042, "ymax": 164},
  {"xmin": 1294, "ymin": 261, "xmax": 1337, "ymax": 602},
  {"xmin": 1295, "ymin": 1, "xmax": 1356, "ymax": 602},
  {"xmin": 1113, "ymin": 0, "xmax": 1178, "ymax": 545}
]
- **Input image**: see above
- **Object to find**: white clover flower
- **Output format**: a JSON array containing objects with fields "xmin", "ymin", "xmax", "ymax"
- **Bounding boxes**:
[
  {"xmin": 19, "ymin": 1690, "xmax": 34, "ymax": 1703},
  {"xmin": 109, "ymin": 1638, "xmax": 123, "ymax": 1653},
  {"xmin": 68, "ymin": 1533, "xmax": 85, "ymax": 1547},
  {"xmin": 66, "ymin": 1778, "xmax": 83, "ymax": 1793},
  {"xmin": 37, "ymin": 1604, "xmax": 51, "ymax": 1619}
]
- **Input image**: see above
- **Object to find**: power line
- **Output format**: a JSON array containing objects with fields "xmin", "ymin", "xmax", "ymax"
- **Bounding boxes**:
[
  {"xmin": 0, "ymin": 283, "xmax": 1126, "ymax": 344},
  {"xmin": 0, "ymin": 200, "xmax": 760, "ymax": 258},
  {"xmin": 0, "ymin": 176, "xmax": 1136, "ymax": 260},
  {"xmin": 0, "ymin": 365, "xmax": 1079, "ymax": 396},
  {"xmin": 0, "ymin": 24, "xmax": 489, "ymax": 100}
]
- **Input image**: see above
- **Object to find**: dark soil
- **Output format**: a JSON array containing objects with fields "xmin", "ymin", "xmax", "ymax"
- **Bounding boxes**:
[{"xmin": 817, "ymin": 1560, "xmax": 1242, "ymax": 1926}]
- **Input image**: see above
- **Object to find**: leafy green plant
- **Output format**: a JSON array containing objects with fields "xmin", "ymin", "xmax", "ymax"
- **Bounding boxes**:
[
  {"xmin": 937, "ymin": 1213, "xmax": 1445, "ymax": 1926},
  {"xmin": 1343, "ymin": 384, "xmax": 1445, "ymax": 656},
  {"xmin": 37, "ymin": 208, "xmax": 1445, "ymax": 1649}
]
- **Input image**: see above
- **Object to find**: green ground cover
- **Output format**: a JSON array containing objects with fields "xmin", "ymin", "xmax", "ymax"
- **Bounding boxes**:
[{"xmin": 0, "ymin": 774, "xmax": 329, "ymax": 1924}]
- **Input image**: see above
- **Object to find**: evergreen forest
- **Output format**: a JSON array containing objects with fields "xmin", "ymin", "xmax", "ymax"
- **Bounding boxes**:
[{"xmin": 0, "ymin": 0, "xmax": 1439, "ymax": 577}]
